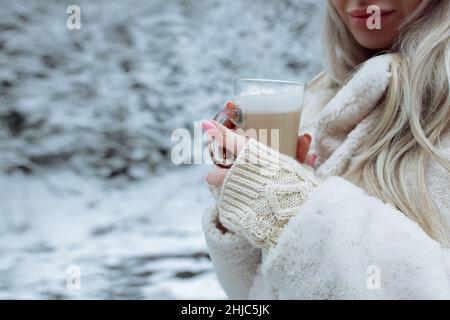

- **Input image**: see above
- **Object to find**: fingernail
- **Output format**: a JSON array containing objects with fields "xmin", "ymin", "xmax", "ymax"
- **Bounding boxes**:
[
  {"xmin": 303, "ymin": 133, "xmax": 312, "ymax": 143},
  {"xmin": 225, "ymin": 101, "xmax": 235, "ymax": 109},
  {"xmin": 311, "ymin": 153, "xmax": 317, "ymax": 165},
  {"xmin": 202, "ymin": 120, "xmax": 216, "ymax": 130}
]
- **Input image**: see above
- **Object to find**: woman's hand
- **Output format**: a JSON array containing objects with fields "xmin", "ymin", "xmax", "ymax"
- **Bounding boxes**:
[{"xmin": 204, "ymin": 101, "xmax": 316, "ymax": 188}]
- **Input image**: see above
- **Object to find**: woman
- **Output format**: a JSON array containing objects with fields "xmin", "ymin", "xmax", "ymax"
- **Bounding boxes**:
[{"xmin": 202, "ymin": 0, "xmax": 450, "ymax": 299}]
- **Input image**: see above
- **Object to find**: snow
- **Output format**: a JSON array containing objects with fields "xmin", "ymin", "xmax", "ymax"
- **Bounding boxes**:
[
  {"xmin": 0, "ymin": 0, "xmax": 323, "ymax": 299},
  {"xmin": 0, "ymin": 0, "xmax": 323, "ymax": 177},
  {"xmin": 0, "ymin": 165, "xmax": 227, "ymax": 299}
]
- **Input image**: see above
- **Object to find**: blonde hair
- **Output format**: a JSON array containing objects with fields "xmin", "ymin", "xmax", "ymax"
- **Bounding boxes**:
[{"xmin": 324, "ymin": 0, "xmax": 450, "ymax": 244}]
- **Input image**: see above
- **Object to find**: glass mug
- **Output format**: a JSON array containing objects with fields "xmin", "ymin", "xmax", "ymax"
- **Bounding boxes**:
[{"xmin": 210, "ymin": 79, "xmax": 305, "ymax": 168}]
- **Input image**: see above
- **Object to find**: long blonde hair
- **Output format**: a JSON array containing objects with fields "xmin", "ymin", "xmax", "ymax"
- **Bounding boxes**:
[{"xmin": 324, "ymin": 0, "xmax": 450, "ymax": 244}]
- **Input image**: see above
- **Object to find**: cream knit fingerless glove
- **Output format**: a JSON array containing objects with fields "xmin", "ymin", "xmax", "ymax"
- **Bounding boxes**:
[{"xmin": 217, "ymin": 138, "xmax": 322, "ymax": 249}]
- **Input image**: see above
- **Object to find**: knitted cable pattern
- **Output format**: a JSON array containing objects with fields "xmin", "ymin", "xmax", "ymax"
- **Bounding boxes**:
[{"xmin": 217, "ymin": 138, "xmax": 322, "ymax": 249}]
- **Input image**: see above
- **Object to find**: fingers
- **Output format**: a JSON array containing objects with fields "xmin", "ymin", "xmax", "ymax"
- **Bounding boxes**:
[
  {"xmin": 205, "ymin": 168, "xmax": 229, "ymax": 187},
  {"xmin": 202, "ymin": 119, "xmax": 247, "ymax": 156},
  {"xmin": 211, "ymin": 119, "xmax": 248, "ymax": 154},
  {"xmin": 296, "ymin": 133, "xmax": 312, "ymax": 164},
  {"xmin": 224, "ymin": 101, "xmax": 236, "ymax": 110},
  {"xmin": 305, "ymin": 153, "xmax": 318, "ymax": 167},
  {"xmin": 202, "ymin": 121, "xmax": 223, "ymax": 149},
  {"xmin": 222, "ymin": 102, "xmax": 238, "ymax": 129},
  {"xmin": 210, "ymin": 119, "xmax": 231, "ymax": 136}
]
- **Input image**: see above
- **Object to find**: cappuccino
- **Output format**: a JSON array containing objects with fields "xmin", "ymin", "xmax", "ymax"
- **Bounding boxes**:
[{"xmin": 235, "ymin": 93, "xmax": 302, "ymax": 158}]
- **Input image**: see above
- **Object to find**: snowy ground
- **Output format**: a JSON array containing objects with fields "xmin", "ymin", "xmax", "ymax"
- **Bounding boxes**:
[
  {"xmin": 0, "ymin": 0, "xmax": 323, "ymax": 299},
  {"xmin": 0, "ymin": 165, "xmax": 227, "ymax": 299}
]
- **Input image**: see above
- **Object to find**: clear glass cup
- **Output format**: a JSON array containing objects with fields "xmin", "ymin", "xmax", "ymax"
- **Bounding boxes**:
[{"xmin": 210, "ymin": 79, "xmax": 305, "ymax": 168}]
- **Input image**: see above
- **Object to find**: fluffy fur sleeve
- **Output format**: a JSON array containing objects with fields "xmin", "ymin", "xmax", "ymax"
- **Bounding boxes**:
[
  {"xmin": 202, "ymin": 203, "xmax": 261, "ymax": 299},
  {"xmin": 203, "ymin": 135, "xmax": 450, "ymax": 300},
  {"xmin": 260, "ymin": 175, "xmax": 450, "ymax": 299}
]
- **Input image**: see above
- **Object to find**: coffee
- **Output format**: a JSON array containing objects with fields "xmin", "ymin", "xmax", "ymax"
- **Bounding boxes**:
[
  {"xmin": 235, "ymin": 93, "xmax": 302, "ymax": 158},
  {"xmin": 241, "ymin": 110, "xmax": 301, "ymax": 158},
  {"xmin": 209, "ymin": 80, "xmax": 304, "ymax": 168}
]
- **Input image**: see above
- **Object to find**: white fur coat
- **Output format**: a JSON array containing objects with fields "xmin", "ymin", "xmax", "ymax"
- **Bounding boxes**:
[{"xmin": 202, "ymin": 54, "xmax": 450, "ymax": 299}]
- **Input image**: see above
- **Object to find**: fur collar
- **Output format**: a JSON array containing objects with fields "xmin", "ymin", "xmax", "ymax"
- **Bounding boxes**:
[{"xmin": 310, "ymin": 54, "xmax": 393, "ymax": 179}]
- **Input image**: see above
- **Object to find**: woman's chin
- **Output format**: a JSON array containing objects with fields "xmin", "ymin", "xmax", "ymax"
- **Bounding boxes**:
[{"xmin": 352, "ymin": 32, "xmax": 394, "ymax": 50}]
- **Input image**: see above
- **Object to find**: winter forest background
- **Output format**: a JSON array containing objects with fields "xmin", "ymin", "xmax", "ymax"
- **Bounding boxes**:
[{"xmin": 0, "ymin": 0, "xmax": 323, "ymax": 299}]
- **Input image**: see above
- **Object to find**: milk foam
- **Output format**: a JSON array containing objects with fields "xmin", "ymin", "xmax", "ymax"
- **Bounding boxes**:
[{"xmin": 235, "ymin": 92, "xmax": 304, "ymax": 113}]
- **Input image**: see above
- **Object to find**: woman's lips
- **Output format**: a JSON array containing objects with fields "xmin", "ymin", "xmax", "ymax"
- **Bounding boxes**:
[{"xmin": 348, "ymin": 8, "xmax": 396, "ymax": 25}]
